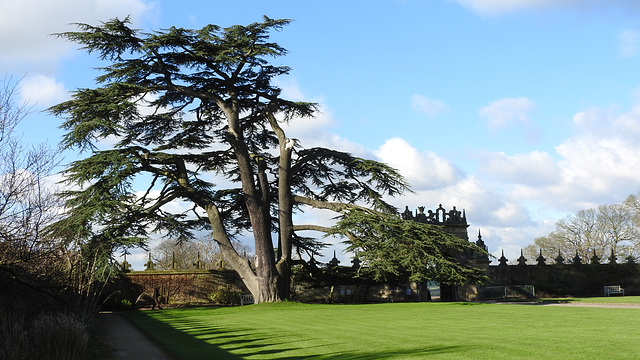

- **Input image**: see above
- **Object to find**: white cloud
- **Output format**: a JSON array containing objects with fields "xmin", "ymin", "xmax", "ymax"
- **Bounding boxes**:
[
  {"xmin": 491, "ymin": 202, "xmax": 530, "ymax": 226},
  {"xmin": 495, "ymin": 97, "xmax": 640, "ymax": 212},
  {"xmin": 411, "ymin": 94, "xmax": 449, "ymax": 117},
  {"xmin": 452, "ymin": 0, "xmax": 640, "ymax": 16},
  {"xmin": 374, "ymin": 137, "xmax": 460, "ymax": 190},
  {"xmin": 478, "ymin": 97, "xmax": 536, "ymax": 130},
  {"xmin": 618, "ymin": 30, "xmax": 639, "ymax": 58},
  {"xmin": 19, "ymin": 74, "xmax": 69, "ymax": 107},
  {"xmin": 281, "ymin": 104, "xmax": 336, "ymax": 145},
  {"xmin": 561, "ymin": 103, "xmax": 640, "ymax": 197},
  {"xmin": 274, "ymin": 77, "xmax": 308, "ymax": 102},
  {"xmin": 452, "ymin": 0, "xmax": 571, "ymax": 15},
  {"xmin": 478, "ymin": 150, "xmax": 560, "ymax": 186},
  {"xmin": 0, "ymin": 0, "xmax": 157, "ymax": 70},
  {"xmin": 554, "ymin": 136, "xmax": 640, "ymax": 201}
]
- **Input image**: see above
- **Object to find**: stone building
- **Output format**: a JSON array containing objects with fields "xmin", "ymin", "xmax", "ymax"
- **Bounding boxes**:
[{"xmin": 402, "ymin": 204, "xmax": 490, "ymax": 301}]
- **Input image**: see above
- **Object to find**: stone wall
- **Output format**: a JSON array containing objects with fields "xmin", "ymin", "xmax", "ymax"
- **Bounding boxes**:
[
  {"xmin": 112, "ymin": 263, "xmax": 640, "ymax": 306},
  {"xmin": 291, "ymin": 281, "xmax": 431, "ymax": 303},
  {"xmin": 115, "ymin": 268, "xmax": 433, "ymax": 305},
  {"xmin": 116, "ymin": 269, "xmax": 247, "ymax": 305},
  {"xmin": 484, "ymin": 263, "xmax": 640, "ymax": 298}
]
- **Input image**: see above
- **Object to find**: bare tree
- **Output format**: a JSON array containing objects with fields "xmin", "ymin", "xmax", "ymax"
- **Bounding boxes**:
[
  {"xmin": 596, "ymin": 203, "xmax": 639, "ymax": 259},
  {"xmin": 150, "ymin": 236, "xmax": 252, "ymax": 270},
  {"xmin": 526, "ymin": 203, "xmax": 640, "ymax": 264},
  {"xmin": 0, "ymin": 76, "xmax": 64, "ymax": 311}
]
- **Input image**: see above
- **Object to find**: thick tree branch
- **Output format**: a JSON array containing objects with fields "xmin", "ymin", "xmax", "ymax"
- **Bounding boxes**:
[
  {"xmin": 293, "ymin": 195, "xmax": 378, "ymax": 215},
  {"xmin": 292, "ymin": 224, "xmax": 333, "ymax": 233}
]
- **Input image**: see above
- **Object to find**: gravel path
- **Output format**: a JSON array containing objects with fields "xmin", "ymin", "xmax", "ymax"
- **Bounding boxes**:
[
  {"xmin": 488, "ymin": 301, "xmax": 640, "ymax": 309},
  {"xmin": 542, "ymin": 302, "xmax": 640, "ymax": 309},
  {"xmin": 100, "ymin": 312, "xmax": 175, "ymax": 360}
]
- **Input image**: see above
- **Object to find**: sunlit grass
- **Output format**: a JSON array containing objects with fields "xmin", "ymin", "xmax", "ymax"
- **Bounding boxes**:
[{"xmin": 125, "ymin": 301, "xmax": 640, "ymax": 359}]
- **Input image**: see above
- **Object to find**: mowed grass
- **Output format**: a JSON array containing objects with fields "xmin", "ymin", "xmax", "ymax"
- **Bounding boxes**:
[{"xmin": 124, "ymin": 300, "xmax": 640, "ymax": 359}]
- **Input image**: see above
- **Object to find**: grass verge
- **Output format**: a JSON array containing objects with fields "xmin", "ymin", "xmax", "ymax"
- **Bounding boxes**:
[{"xmin": 124, "ymin": 300, "xmax": 640, "ymax": 359}]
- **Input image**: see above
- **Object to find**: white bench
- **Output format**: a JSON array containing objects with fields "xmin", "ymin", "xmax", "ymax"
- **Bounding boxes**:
[{"xmin": 603, "ymin": 285, "xmax": 625, "ymax": 296}]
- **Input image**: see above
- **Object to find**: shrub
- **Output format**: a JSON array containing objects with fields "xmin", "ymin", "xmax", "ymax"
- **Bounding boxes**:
[
  {"xmin": 0, "ymin": 312, "xmax": 89, "ymax": 360},
  {"xmin": 208, "ymin": 287, "xmax": 242, "ymax": 305},
  {"xmin": 0, "ymin": 312, "xmax": 29, "ymax": 360},
  {"xmin": 119, "ymin": 299, "xmax": 133, "ymax": 310},
  {"xmin": 31, "ymin": 313, "xmax": 90, "ymax": 360}
]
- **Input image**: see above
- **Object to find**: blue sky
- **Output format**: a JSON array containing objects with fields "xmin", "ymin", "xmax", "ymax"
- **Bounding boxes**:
[{"xmin": 5, "ymin": 0, "xmax": 640, "ymax": 269}]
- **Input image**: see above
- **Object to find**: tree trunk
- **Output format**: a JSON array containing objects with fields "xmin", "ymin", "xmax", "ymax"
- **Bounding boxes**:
[
  {"xmin": 204, "ymin": 203, "xmax": 282, "ymax": 302},
  {"xmin": 270, "ymin": 113, "xmax": 295, "ymax": 300},
  {"xmin": 252, "ymin": 218, "xmax": 282, "ymax": 303},
  {"xmin": 224, "ymin": 107, "xmax": 284, "ymax": 303}
]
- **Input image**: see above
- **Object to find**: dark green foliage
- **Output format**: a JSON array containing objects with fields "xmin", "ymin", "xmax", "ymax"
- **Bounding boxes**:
[
  {"xmin": 291, "ymin": 149, "xmax": 409, "ymax": 213},
  {"xmin": 330, "ymin": 210, "xmax": 488, "ymax": 285},
  {"xmin": 47, "ymin": 17, "xmax": 318, "ymax": 251},
  {"xmin": 208, "ymin": 287, "xmax": 242, "ymax": 305},
  {"xmin": 292, "ymin": 234, "xmax": 328, "ymax": 259}
]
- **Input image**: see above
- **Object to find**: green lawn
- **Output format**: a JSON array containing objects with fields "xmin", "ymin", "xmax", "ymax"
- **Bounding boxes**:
[{"xmin": 124, "ymin": 300, "xmax": 640, "ymax": 359}]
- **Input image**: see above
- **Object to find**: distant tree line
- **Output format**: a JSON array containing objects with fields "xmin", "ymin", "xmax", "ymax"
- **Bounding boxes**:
[
  {"xmin": 151, "ymin": 236, "xmax": 253, "ymax": 270},
  {"xmin": 524, "ymin": 195, "xmax": 640, "ymax": 264}
]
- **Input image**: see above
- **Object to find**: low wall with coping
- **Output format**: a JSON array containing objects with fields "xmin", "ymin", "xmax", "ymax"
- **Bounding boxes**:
[
  {"xmin": 111, "ymin": 263, "xmax": 640, "ymax": 306},
  {"xmin": 485, "ymin": 263, "xmax": 640, "ymax": 297},
  {"xmin": 118, "ymin": 269, "xmax": 247, "ymax": 305}
]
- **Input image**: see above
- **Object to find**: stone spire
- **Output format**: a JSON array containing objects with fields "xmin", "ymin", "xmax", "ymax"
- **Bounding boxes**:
[
  {"xmin": 194, "ymin": 251, "xmax": 204, "ymax": 269},
  {"xmin": 536, "ymin": 249, "xmax": 546, "ymax": 266},
  {"xmin": 328, "ymin": 250, "xmax": 340, "ymax": 267},
  {"xmin": 572, "ymin": 251, "xmax": 582, "ymax": 265},
  {"xmin": 498, "ymin": 249, "xmax": 508, "ymax": 266},
  {"xmin": 517, "ymin": 249, "xmax": 527, "ymax": 266},
  {"xmin": 144, "ymin": 252, "xmax": 155, "ymax": 271},
  {"xmin": 121, "ymin": 254, "xmax": 131, "ymax": 272},
  {"xmin": 475, "ymin": 229, "xmax": 487, "ymax": 250}
]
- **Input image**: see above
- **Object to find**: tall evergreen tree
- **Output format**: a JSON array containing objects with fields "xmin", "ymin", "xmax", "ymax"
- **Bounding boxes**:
[{"xmin": 49, "ymin": 17, "xmax": 486, "ymax": 302}]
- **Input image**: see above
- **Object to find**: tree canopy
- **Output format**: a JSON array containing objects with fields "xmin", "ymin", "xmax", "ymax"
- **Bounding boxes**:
[
  {"xmin": 49, "ymin": 17, "xmax": 487, "ymax": 302},
  {"xmin": 330, "ymin": 210, "xmax": 487, "ymax": 284}
]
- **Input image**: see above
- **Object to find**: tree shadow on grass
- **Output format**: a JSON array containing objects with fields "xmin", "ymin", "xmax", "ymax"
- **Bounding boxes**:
[
  {"xmin": 279, "ymin": 346, "xmax": 466, "ymax": 359},
  {"xmin": 124, "ymin": 310, "xmax": 468, "ymax": 359},
  {"xmin": 124, "ymin": 311, "xmax": 246, "ymax": 359}
]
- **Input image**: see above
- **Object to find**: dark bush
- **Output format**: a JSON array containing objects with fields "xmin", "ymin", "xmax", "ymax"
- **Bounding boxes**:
[{"xmin": 208, "ymin": 287, "xmax": 242, "ymax": 305}]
